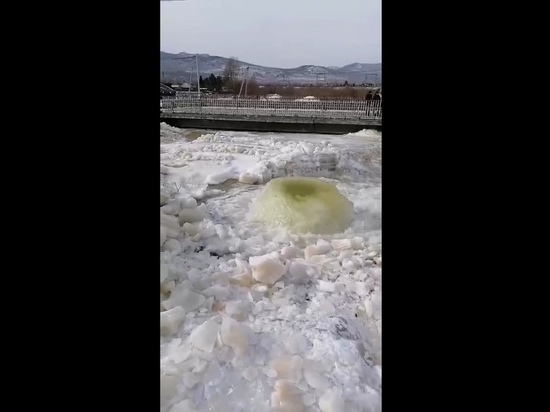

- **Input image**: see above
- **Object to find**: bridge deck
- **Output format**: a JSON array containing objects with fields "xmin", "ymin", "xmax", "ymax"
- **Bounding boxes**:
[
  {"xmin": 160, "ymin": 97, "xmax": 381, "ymax": 134},
  {"xmin": 161, "ymin": 97, "xmax": 381, "ymax": 119}
]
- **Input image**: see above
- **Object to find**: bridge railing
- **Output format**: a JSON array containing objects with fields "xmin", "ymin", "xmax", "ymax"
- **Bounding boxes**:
[{"xmin": 160, "ymin": 97, "xmax": 382, "ymax": 119}]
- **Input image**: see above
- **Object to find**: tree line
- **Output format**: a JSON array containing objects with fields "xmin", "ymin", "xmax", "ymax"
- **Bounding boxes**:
[
  {"xmin": 198, "ymin": 73, "xmax": 224, "ymax": 92},
  {"xmin": 162, "ymin": 57, "xmax": 260, "ymax": 94},
  {"xmin": 163, "ymin": 56, "xmax": 378, "ymax": 98}
]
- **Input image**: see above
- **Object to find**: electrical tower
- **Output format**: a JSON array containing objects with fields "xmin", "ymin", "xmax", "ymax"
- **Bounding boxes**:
[
  {"xmin": 238, "ymin": 67, "xmax": 250, "ymax": 97},
  {"xmin": 280, "ymin": 73, "xmax": 291, "ymax": 86},
  {"xmin": 316, "ymin": 73, "xmax": 327, "ymax": 86},
  {"xmin": 364, "ymin": 73, "xmax": 378, "ymax": 86}
]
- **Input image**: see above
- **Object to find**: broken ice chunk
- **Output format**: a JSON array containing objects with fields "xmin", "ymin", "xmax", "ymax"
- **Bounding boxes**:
[
  {"xmin": 248, "ymin": 288, "xmax": 265, "ymax": 302},
  {"xmin": 178, "ymin": 207, "xmax": 207, "ymax": 224},
  {"xmin": 160, "ymin": 306, "xmax": 186, "ymax": 336},
  {"xmin": 201, "ymin": 297, "xmax": 213, "ymax": 312},
  {"xmin": 179, "ymin": 197, "xmax": 198, "ymax": 209},
  {"xmin": 264, "ymin": 367, "xmax": 278, "ymax": 378},
  {"xmin": 163, "ymin": 285, "xmax": 205, "ymax": 311},
  {"xmin": 170, "ymin": 399, "xmax": 196, "ymax": 412},
  {"xmin": 239, "ymin": 172, "xmax": 258, "ymax": 185},
  {"xmin": 338, "ymin": 250, "xmax": 354, "ymax": 260},
  {"xmin": 318, "ymin": 280, "xmax": 336, "ymax": 293},
  {"xmin": 161, "ymin": 213, "xmax": 181, "ymax": 238},
  {"xmin": 161, "ymin": 227, "xmax": 166, "ymax": 247},
  {"xmin": 319, "ymin": 300, "xmax": 335, "ymax": 314},
  {"xmin": 288, "ymin": 261, "xmax": 312, "ymax": 278},
  {"xmin": 249, "ymin": 254, "xmax": 287, "ymax": 285},
  {"xmin": 188, "ymin": 320, "xmax": 220, "ymax": 353},
  {"xmin": 304, "ymin": 245, "xmax": 325, "ymax": 260},
  {"xmin": 341, "ymin": 259, "xmax": 356, "ymax": 271},
  {"xmin": 356, "ymin": 282, "xmax": 370, "ymax": 297},
  {"xmin": 182, "ymin": 222, "xmax": 199, "ymax": 236},
  {"xmin": 351, "ymin": 237, "xmax": 365, "ymax": 250},
  {"xmin": 229, "ymin": 272, "xmax": 253, "ymax": 287},
  {"xmin": 269, "ymin": 356, "xmax": 303, "ymax": 384},
  {"xmin": 318, "ymin": 389, "xmax": 345, "ymax": 412},
  {"xmin": 163, "ymin": 239, "xmax": 182, "ymax": 254},
  {"xmin": 315, "ymin": 240, "xmax": 332, "ymax": 253},
  {"xmin": 309, "ymin": 254, "xmax": 328, "ymax": 265},
  {"xmin": 331, "ymin": 238, "xmax": 353, "ymax": 250},
  {"xmin": 242, "ymin": 366, "xmax": 258, "ymax": 382},
  {"xmin": 161, "ymin": 374, "xmax": 179, "ymax": 406},
  {"xmin": 161, "ymin": 200, "xmax": 181, "ymax": 216},
  {"xmin": 221, "ymin": 316, "xmax": 249, "ymax": 356},
  {"xmin": 235, "ymin": 257, "xmax": 251, "ymax": 274},
  {"xmin": 364, "ymin": 298, "xmax": 374, "ymax": 318},
  {"xmin": 302, "ymin": 392, "xmax": 316, "ymax": 407},
  {"xmin": 283, "ymin": 334, "xmax": 308, "ymax": 355},
  {"xmin": 251, "ymin": 284, "xmax": 268, "ymax": 293},
  {"xmin": 161, "ymin": 263, "xmax": 169, "ymax": 283},
  {"xmin": 368, "ymin": 289, "xmax": 381, "ymax": 320},
  {"xmin": 203, "ymin": 360, "xmax": 223, "ymax": 386},
  {"xmin": 161, "ymin": 280, "xmax": 176, "ymax": 295},
  {"xmin": 201, "ymin": 285, "xmax": 230, "ymax": 301},
  {"xmin": 281, "ymin": 246, "xmax": 302, "ymax": 259},
  {"xmin": 271, "ymin": 380, "xmax": 304, "ymax": 412},
  {"xmin": 225, "ymin": 301, "xmax": 246, "ymax": 316},
  {"xmin": 303, "ymin": 368, "xmax": 328, "ymax": 390}
]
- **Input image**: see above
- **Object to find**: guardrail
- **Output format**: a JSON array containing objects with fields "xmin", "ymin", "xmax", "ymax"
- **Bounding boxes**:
[{"xmin": 160, "ymin": 97, "xmax": 382, "ymax": 120}]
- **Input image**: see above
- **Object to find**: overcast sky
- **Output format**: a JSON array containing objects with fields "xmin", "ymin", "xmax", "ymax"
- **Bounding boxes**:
[{"xmin": 160, "ymin": 0, "xmax": 381, "ymax": 68}]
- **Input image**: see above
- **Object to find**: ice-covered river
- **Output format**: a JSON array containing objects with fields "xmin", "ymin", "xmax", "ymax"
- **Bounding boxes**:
[{"xmin": 160, "ymin": 124, "xmax": 382, "ymax": 412}]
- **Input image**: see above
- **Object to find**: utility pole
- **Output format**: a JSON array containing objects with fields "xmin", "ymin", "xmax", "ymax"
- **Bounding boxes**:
[
  {"xmin": 238, "ymin": 67, "xmax": 249, "ymax": 98},
  {"xmin": 195, "ymin": 54, "xmax": 201, "ymax": 98},
  {"xmin": 245, "ymin": 67, "xmax": 249, "ymax": 97}
]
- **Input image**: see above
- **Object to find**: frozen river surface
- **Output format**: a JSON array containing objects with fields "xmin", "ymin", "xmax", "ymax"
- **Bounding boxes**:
[{"xmin": 160, "ymin": 124, "xmax": 382, "ymax": 412}]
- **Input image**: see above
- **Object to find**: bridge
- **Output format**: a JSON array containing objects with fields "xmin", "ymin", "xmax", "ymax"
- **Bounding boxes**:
[{"xmin": 160, "ymin": 97, "xmax": 382, "ymax": 134}]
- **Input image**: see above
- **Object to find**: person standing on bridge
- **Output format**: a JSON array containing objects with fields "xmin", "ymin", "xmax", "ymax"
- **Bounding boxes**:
[
  {"xmin": 372, "ymin": 90, "xmax": 381, "ymax": 117},
  {"xmin": 365, "ymin": 91, "xmax": 373, "ymax": 115}
]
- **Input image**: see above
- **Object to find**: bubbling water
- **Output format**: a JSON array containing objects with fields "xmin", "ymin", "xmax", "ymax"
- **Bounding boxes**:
[{"xmin": 253, "ymin": 177, "xmax": 354, "ymax": 235}]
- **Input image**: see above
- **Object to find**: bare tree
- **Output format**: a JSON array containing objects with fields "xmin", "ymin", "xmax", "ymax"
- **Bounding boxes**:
[
  {"xmin": 246, "ymin": 75, "xmax": 259, "ymax": 96},
  {"xmin": 223, "ymin": 56, "xmax": 240, "ymax": 91}
]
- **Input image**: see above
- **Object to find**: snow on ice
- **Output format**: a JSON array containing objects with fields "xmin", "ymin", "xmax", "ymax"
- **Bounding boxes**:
[{"xmin": 160, "ymin": 124, "xmax": 382, "ymax": 412}]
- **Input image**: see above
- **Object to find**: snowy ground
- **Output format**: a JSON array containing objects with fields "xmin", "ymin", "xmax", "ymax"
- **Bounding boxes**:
[{"xmin": 160, "ymin": 123, "xmax": 382, "ymax": 412}]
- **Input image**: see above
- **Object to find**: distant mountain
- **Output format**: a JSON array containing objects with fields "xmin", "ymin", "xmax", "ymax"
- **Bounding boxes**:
[{"xmin": 160, "ymin": 52, "xmax": 381, "ymax": 85}]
